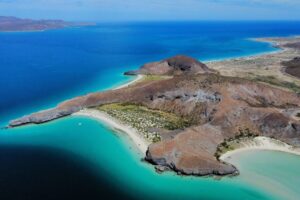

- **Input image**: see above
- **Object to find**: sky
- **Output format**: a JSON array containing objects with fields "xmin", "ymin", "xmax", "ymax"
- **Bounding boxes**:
[{"xmin": 0, "ymin": 0, "xmax": 300, "ymax": 21}]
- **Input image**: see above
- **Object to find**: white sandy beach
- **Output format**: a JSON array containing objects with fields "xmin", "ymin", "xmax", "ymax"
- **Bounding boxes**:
[
  {"xmin": 73, "ymin": 74, "xmax": 149, "ymax": 155},
  {"xmin": 114, "ymin": 75, "xmax": 143, "ymax": 90},
  {"xmin": 220, "ymin": 136, "xmax": 300, "ymax": 161},
  {"xmin": 73, "ymin": 109, "xmax": 149, "ymax": 155}
]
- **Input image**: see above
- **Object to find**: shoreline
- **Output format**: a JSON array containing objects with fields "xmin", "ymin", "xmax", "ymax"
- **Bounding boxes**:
[
  {"xmin": 220, "ymin": 137, "xmax": 300, "ymax": 162},
  {"xmin": 73, "ymin": 109, "xmax": 149, "ymax": 155},
  {"xmin": 72, "ymin": 75, "xmax": 150, "ymax": 155},
  {"xmin": 114, "ymin": 75, "xmax": 143, "ymax": 90},
  {"xmin": 203, "ymin": 37, "xmax": 284, "ymax": 64},
  {"xmin": 206, "ymin": 36, "xmax": 300, "ymax": 87}
]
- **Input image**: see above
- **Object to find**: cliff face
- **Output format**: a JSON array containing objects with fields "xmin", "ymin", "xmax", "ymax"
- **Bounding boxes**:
[
  {"xmin": 9, "ymin": 56, "xmax": 300, "ymax": 176},
  {"xmin": 124, "ymin": 55, "xmax": 216, "ymax": 76}
]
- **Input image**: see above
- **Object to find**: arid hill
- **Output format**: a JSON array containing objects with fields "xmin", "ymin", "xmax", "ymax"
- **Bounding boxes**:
[
  {"xmin": 125, "ymin": 55, "xmax": 216, "ymax": 76},
  {"xmin": 9, "ymin": 56, "xmax": 300, "ymax": 176}
]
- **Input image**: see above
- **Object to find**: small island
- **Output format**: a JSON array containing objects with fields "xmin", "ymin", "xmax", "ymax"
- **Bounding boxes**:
[
  {"xmin": 0, "ymin": 16, "xmax": 94, "ymax": 32},
  {"xmin": 8, "ymin": 36, "xmax": 300, "ymax": 177}
]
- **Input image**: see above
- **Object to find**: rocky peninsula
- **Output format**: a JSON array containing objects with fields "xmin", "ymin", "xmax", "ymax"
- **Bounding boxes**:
[
  {"xmin": 0, "ymin": 16, "xmax": 94, "ymax": 32},
  {"xmin": 8, "ymin": 37, "xmax": 300, "ymax": 177}
]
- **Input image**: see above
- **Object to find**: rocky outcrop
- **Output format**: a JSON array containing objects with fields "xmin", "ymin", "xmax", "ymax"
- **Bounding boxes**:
[
  {"xmin": 9, "ymin": 56, "xmax": 300, "ymax": 177},
  {"xmin": 124, "ymin": 55, "xmax": 216, "ymax": 76},
  {"xmin": 9, "ymin": 108, "xmax": 79, "ymax": 127},
  {"xmin": 145, "ymin": 125, "xmax": 238, "ymax": 176}
]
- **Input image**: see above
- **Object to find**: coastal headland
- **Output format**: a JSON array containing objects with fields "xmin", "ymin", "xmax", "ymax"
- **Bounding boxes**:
[{"xmin": 8, "ymin": 36, "xmax": 300, "ymax": 177}]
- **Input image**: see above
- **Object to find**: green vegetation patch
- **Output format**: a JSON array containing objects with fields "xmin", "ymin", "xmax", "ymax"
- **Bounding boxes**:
[
  {"xmin": 251, "ymin": 75, "xmax": 300, "ymax": 93},
  {"xmin": 215, "ymin": 127, "xmax": 259, "ymax": 160},
  {"xmin": 98, "ymin": 103, "xmax": 190, "ymax": 143}
]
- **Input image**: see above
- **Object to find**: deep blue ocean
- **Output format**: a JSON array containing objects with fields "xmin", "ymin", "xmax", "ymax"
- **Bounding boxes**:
[{"xmin": 1, "ymin": 21, "xmax": 300, "ymax": 200}]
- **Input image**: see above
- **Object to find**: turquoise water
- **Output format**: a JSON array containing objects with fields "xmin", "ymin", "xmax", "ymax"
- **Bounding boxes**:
[
  {"xmin": 2, "ymin": 21, "xmax": 300, "ymax": 199},
  {"xmin": 1, "ymin": 117, "xmax": 300, "ymax": 199},
  {"xmin": 227, "ymin": 150, "xmax": 300, "ymax": 200},
  {"xmin": 0, "ymin": 117, "xmax": 283, "ymax": 200}
]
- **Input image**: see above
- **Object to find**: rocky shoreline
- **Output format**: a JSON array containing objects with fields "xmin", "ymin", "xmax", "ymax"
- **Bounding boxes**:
[{"xmin": 8, "ymin": 38, "xmax": 300, "ymax": 177}]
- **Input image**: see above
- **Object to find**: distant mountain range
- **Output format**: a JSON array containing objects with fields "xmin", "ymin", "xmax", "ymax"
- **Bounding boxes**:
[{"xmin": 0, "ymin": 16, "xmax": 94, "ymax": 32}]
